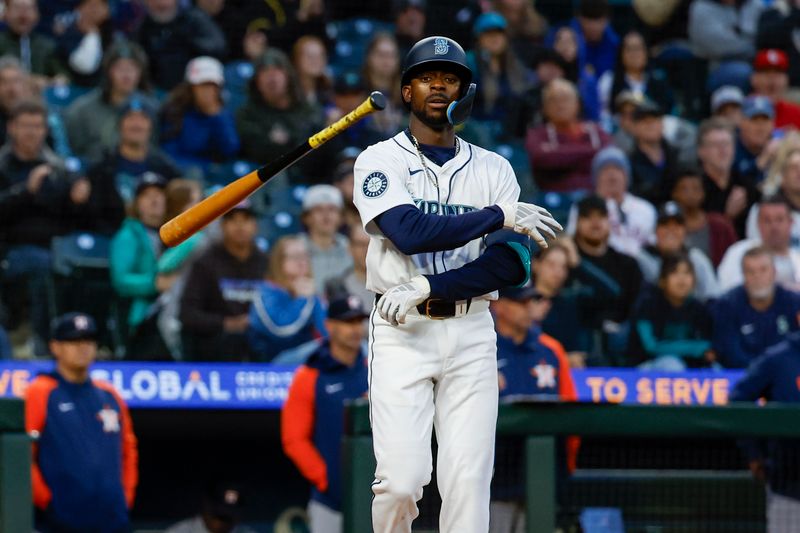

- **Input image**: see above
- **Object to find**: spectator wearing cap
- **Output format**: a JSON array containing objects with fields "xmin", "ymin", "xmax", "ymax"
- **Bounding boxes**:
[
  {"xmin": 711, "ymin": 85, "xmax": 745, "ymax": 126},
  {"xmin": 525, "ymin": 78, "xmax": 610, "ymax": 192},
  {"xmin": 756, "ymin": 0, "xmax": 800, "ymax": 88},
  {"xmin": 627, "ymin": 253, "xmax": 715, "ymax": 370},
  {"xmin": 627, "ymin": 98, "xmax": 680, "ymax": 204},
  {"xmin": 597, "ymin": 29, "xmax": 673, "ymax": 133},
  {"xmin": 282, "ymin": 293, "xmax": 369, "ymax": 533},
  {"xmin": 636, "ymin": 202, "xmax": 720, "ymax": 302},
  {"xmin": 688, "ymin": 0, "xmax": 762, "ymax": 92},
  {"xmin": 718, "ymin": 196, "xmax": 800, "ymax": 292},
  {"xmin": 670, "ymin": 168, "xmax": 739, "ymax": 268},
  {"xmin": 697, "ymin": 117, "xmax": 760, "ymax": 236},
  {"xmin": 713, "ymin": 245, "xmax": 800, "ymax": 368},
  {"xmin": 557, "ymin": 0, "xmax": 619, "ymax": 79},
  {"xmin": 65, "ymin": 41, "xmax": 157, "ymax": 160},
  {"xmin": 572, "ymin": 194, "xmax": 643, "ymax": 360},
  {"xmin": 394, "ymin": 0, "xmax": 427, "ymax": 59},
  {"xmin": 165, "ymin": 482, "xmax": 255, "ymax": 533},
  {"xmin": 25, "ymin": 312, "xmax": 138, "ymax": 532},
  {"xmin": 326, "ymin": 223, "xmax": 372, "ymax": 313},
  {"xmin": 0, "ymin": 0, "xmax": 67, "ymax": 88},
  {"xmin": 159, "ymin": 56, "xmax": 240, "ymax": 173},
  {"xmin": 0, "ymin": 99, "xmax": 88, "ymax": 354},
  {"xmin": 237, "ymin": 49, "xmax": 323, "ymax": 169},
  {"xmin": 247, "ymin": 235, "xmax": 327, "ymax": 362},
  {"xmin": 751, "ymin": 48, "xmax": 800, "ymax": 130},
  {"xmin": 299, "ymin": 185, "xmax": 353, "ymax": 295},
  {"xmin": 135, "ymin": 0, "xmax": 226, "ymax": 91},
  {"xmin": 82, "ymin": 96, "xmax": 180, "ymax": 226},
  {"xmin": 565, "ymin": 146, "xmax": 656, "ymax": 256},
  {"xmin": 749, "ymin": 141, "xmax": 800, "ymax": 246},
  {"xmin": 533, "ymin": 238, "xmax": 620, "ymax": 364},
  {"xmin": 180, "ymin": 200, "xmax": 267, "ymax": 361},
  {"xmin": 489, "ymin": 285, "xmax": 578, "ymax": 532},
  {"xmin": 735, "ymin": 95, "xmax": 778, "ymax": 186},
  {"xmin": 110, "ymin": 172, "xmax": 172, "ymax": 358},
  {"xmin": 467, "ymin": 12, "xmax": 534, "ymax": 123}
]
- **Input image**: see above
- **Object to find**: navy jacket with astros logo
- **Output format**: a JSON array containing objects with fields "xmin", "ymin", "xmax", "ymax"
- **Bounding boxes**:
[
  {"xmin": 281, "ymin": 341, "xmax": 368, "ymax": 511},
  {"xmin": 25, "ymin": 371, "xmax": 138, "ymax": 532}
]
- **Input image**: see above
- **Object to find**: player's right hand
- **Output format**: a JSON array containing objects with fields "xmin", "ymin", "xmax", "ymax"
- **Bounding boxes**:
[
  {"xmin": 498, "ymin": 202, "xmax": 563, "ymax": 248},
  {"xmin": 377, "ymin": 275, "xmax": 431, "ymax": 326}
]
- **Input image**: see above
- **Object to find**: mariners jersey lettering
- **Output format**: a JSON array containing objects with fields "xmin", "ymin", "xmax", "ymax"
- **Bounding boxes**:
[{"xmin": 353, "ymin": 131, "xmax": 520, "ymax": 295}]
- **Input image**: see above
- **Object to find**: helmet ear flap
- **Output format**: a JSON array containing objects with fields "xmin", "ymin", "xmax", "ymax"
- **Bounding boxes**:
[{"xmin": 446, "ymin": 83, "xmax": 477, "ymax": 126}]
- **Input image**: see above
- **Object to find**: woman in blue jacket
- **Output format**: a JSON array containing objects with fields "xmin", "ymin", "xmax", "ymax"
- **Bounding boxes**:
[
  {"xmin": 248, "ymin": 236, "xmax": 327, "ymax": 362},
  {"xmin": 159, "ymin": 56, "xmax": 240, "ymax": 173}
]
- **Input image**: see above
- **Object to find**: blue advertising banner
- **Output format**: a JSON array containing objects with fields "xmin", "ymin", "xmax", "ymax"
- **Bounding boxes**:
[{"xmin": 0, "ymin": 362, "xmax": 745, "ymax": 409}]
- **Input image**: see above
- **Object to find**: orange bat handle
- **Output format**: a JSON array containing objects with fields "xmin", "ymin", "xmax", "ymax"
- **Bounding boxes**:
[{"xmin": 159, "ymin": 171, "xmax": 262, "ymax": 247}]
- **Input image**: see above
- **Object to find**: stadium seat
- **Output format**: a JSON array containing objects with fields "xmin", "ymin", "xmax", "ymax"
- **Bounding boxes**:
[
  {"xmin": 50, "ymin": 232, "xmax": 117, "ymax": 352},
  {"xmin": 223, "ymin": 60, "xmax": 254, "ymax": 113},
  {"xmin": 44, "ymin": 84, "xmax": 91, "ymax": 113},
  {"xmin": 579, "ymin": 507, "xmax": 625, "ymax": 533}
]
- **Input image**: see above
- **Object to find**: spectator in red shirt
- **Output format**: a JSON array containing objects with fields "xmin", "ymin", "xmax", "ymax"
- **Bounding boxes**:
[
  {"xmin": 750, "ymin": 48, "xmax": 800, "ymax": 130},
  {"xmin": 525, "ymin": 78, "xmax": 610, "ymax": 192}
]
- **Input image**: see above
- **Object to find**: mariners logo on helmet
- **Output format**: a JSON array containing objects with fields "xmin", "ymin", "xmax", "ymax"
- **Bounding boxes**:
[
  {"xmin": 434, "ymin": 38, "xmax": 449, "ymax": 55},
  {"xmin": 363, "ymin": 171, "xmax": 389, "ymax": 198}
]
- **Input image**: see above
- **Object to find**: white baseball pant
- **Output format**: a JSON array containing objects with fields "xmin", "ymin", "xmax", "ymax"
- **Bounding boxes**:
[{"xmin": 368, "ymin": 301, "xmax": 498, "ymax": 533}]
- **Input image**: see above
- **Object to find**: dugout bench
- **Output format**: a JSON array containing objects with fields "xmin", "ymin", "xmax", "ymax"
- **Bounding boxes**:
[
  {"xmin": 0, "ymin": 398, "xmax": 31, "ymax": 532},
  {"xmin": 342, "ymin": 401, "xmax": 800, "ymax": 533}
]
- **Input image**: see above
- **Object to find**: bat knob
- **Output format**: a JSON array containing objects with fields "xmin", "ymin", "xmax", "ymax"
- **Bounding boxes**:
[{"xmin": 369, "ymin": 91, "xmax": 387, "ymax": 111}]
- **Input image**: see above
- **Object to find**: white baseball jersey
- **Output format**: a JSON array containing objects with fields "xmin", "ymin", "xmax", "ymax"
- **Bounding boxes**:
[{"xmin": 353, "ymin": 131, "xmax": 520, "ymax": 297}]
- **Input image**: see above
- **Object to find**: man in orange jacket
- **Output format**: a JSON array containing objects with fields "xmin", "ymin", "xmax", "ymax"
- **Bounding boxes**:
[
  {"xmin": 25, "ymin": 312, "xmax": 138, "ymax": 532},
  {"xmin": 281, "ymin": 295, "xmax": 369, "ymax": 533}
]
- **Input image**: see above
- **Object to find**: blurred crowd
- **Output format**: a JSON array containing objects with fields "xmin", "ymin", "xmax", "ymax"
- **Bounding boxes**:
[{"xmin": 0, "ymin": 0, "xmax": 799, "ymax": 375}]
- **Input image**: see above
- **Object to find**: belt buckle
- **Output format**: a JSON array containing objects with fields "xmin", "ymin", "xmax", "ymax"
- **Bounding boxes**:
[{"xmin": 423, "ymin": 298, "xmax": 449, "ymax": 320}]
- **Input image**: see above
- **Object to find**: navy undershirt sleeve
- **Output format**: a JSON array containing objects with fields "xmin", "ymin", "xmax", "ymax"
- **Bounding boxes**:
[
  {"xmin": 424, "ymin": 243, "xmax": 527, "ymax": 301},
  {"xmin": 374, "ymin": 204, "xmax": 505, "ymax": 255}
]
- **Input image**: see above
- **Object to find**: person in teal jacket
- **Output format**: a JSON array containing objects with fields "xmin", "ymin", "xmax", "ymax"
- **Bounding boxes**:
[{"xmin": 110, "ymin": 172, "xmax": 168, "ymax": 358}]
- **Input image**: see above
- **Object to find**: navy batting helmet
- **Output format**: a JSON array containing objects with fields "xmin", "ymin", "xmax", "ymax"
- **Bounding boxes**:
[{"xmin": 400, "ymin": 36, "xmax": 473, "ymax": 91}]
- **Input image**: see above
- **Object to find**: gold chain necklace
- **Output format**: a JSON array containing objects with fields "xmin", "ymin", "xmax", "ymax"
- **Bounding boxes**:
[{"xmin": 408, "ymin": 132, "xmax": 460, "ymax": 190}]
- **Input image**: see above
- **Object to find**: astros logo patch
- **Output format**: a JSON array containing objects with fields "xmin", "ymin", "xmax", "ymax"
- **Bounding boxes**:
[{"xmin": 363, "ymin": 171, "xmax": 388, "ymax": 198}]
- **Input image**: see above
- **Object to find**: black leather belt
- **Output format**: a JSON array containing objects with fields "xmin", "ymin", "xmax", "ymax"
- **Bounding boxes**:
[{"xmin": 374, "ymin": 294, "xmax": 472, "ymax": 319}]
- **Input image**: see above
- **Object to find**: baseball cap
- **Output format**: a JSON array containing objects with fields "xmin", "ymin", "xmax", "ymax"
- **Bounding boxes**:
[
  {"xmin": 327, "ymin": 294, "xmax": 370, "ymax": 321},
  {"xmin": 120, "ymin": 95, "xmax": 156, "ymax": 121},
  {"xmin": 632, "ymin": 99, "xmax": 663, "ymax": 120},
  {"xmin": 576, "ymin": 194, "xmax": 608, "ymax": 218},
  {"xmin": 51, "ymin": 312, "xmax": 98, "ymax": 341},
  {"xmin": 204, "ymin": 483, "xmax": 245, "ymax": 521},
  {"xmin": 498, "ymin": 285, "xmax": 547, "ymax": 302},
  {"xmin": 334, "ymin": 71, "xmax": 365, "ymax": 94},
  {"xmin": 614, "ymin": 90, "xmax": 641, "ymax": 112},
  {"xmin": 591, "ymin": 146, "xmax": 630, "ymax": 183},
  {"xmin": 185, "ymin": 56, "xmax": 224, "ymax": 86},
  {"xmin": 222, "ymin": 198, "xmax": 255, "ymax": 218},
  {"xmin": 473, "ymin": 12, "xmax": 507, "ymax": 37},
  {"xmin": 754, "ymin": 48, "xmax": 789, "ymax": 72},
  {"xmin": 657, "ymin": 201, "xmax": 685, "ymax": 225},
  {"xmin": 302, "ymin": 184, "xmax": 343, "ymax": 211},
  {"xmin": 134, "ymin": 172, "xmax": 167, "ymax": 197},
  {"xmin": 711, "ymin": 85, "xmax": 744, "ymax": 113},
  {"xmin": 742, "ymin": 95, "xmax": 775, "ymax": 119}
]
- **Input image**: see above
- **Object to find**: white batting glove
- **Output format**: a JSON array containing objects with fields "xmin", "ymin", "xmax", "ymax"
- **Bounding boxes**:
[
  {"xmin": 377, "ymin": 275, "xmax": 431, "ymax": 326},
  {"xmin": 498, "ymin": 202, "xmax": 563, "ymax": 248}
]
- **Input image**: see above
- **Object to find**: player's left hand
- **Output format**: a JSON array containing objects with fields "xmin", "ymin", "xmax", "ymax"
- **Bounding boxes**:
[
  {"xmin": 498, "ymin": 202, "xmax": 563, "ymax": 248},
  {"xmin": 377, "ymin": 275, "xmax": 431, "ymax": 326}
]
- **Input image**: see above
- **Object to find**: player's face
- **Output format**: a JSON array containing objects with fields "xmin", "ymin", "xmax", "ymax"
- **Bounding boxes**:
[
  {"xmin": 497, "ymin": 299, "xmax": 535, "ymax": 331},
  {"xmin": 661, "ymin": 261, "xmax": 695, "ymax": 302},
  {"xmin": 51, "ymin": 339, "xmax": 97, "ymax": 374},
  {"xmin": 655, "ymin": 220, "xmax": 686, "ymax": 254},
  {"xmin": 403, "ymin": 70, "xmax": 461, "ymax": 130}
]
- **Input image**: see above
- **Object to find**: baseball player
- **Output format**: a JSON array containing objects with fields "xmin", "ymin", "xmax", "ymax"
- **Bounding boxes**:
[{"xmin": 352, "ymin": 36, "xmax": 562, "ymax": 533}]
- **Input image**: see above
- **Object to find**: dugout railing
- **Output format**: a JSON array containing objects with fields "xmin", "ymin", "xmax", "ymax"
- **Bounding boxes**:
[
  {"xmin": 0, "ymin": 398, "xmax": 31, "ymax": 532},
  {"xmin": 342, "ymin": 400, "xmax": 800, "ymax": 533}
]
